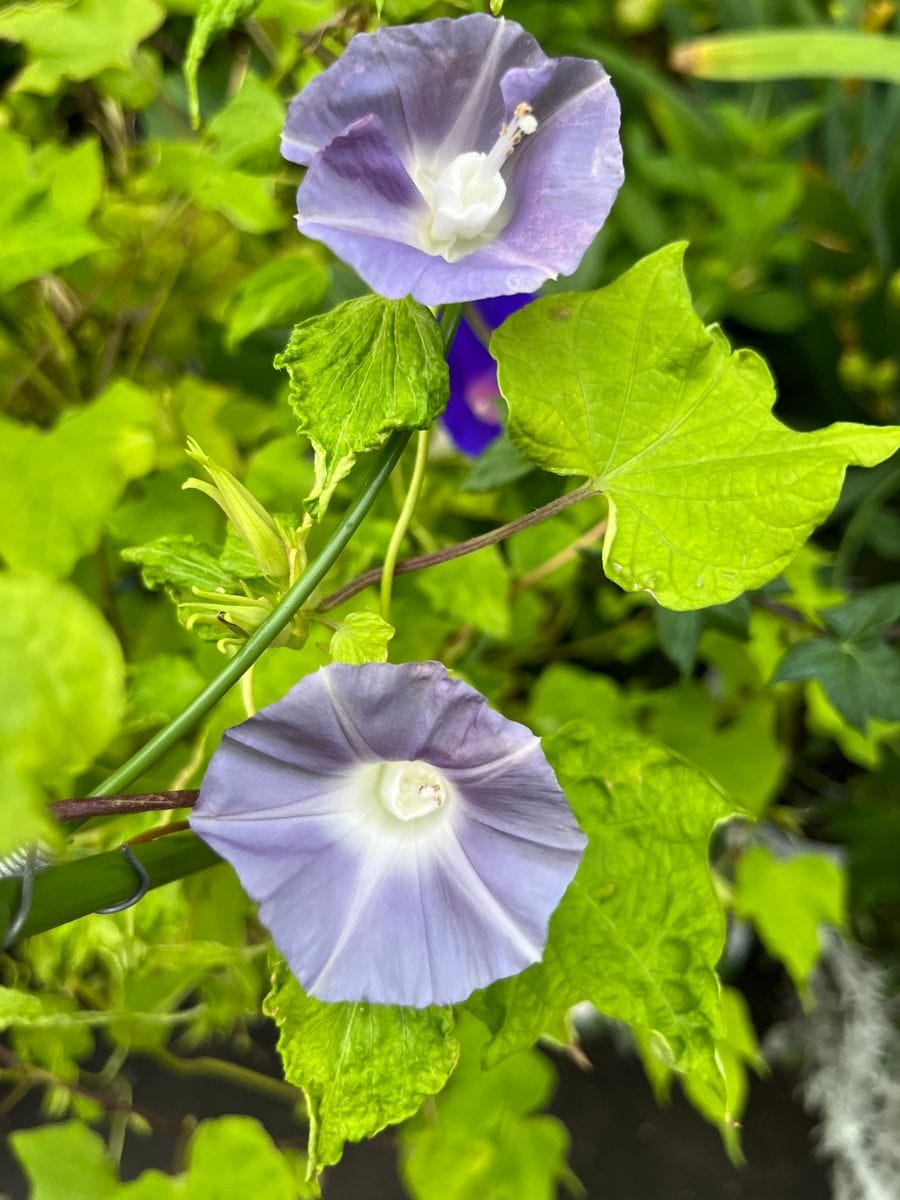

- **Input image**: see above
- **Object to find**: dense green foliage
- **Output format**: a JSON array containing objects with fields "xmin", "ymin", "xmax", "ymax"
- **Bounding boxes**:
[{"xmin": 0, "ymin": 1, "xmax": 898, "ymax": 1197}]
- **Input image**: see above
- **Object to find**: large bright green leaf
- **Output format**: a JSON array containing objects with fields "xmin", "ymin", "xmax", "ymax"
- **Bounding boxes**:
[
  {"xmin": 400, "ymin": 1015, "xmax": 576, "ymax": 1200},
  {"xmin": 473, "ymin": 725, "xmax": 733, "ymax": 1107},
  {"xmin": 0, "ymin": 0, "xmax": 163, "ymax": 94},
  {"xmin": 275, "ymin": 297, "xmax": 448, "ymax": 518},
  {"xmin": 732, "ymin": 845, "xmax": 846, "ymax": 993},
  {"xmin": 637, "ymin": 984, "xmax": 764, "ymax": 1161},
  {"xmin": 264, "ymin": 958, "xmax": 458, "ymax": 1176},
  {"xmin": 0, "ymin": 574, "xmax": 125, "ymax": 853},
  {"xmin": 0, "ymin": 381, "xmax": 157, "ymax": 578},
  {"xmin": 492, "ymin": 243, "xmax": 900, "ymax": 609}
]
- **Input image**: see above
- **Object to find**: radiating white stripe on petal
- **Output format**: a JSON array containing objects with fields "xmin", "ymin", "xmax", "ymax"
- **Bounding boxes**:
[
  {"xmin": 320, "ymin": 670, "xmax": 380, "ymax": 760},
  {"xmin": 440, "ymin": 15, "xmax": 508, "ymax": 161},
  {"xmin": 438, "ymin": 827, "xmax": 543, "ymax": 963},
  {"xmin": 444, "ymin": 737, "xmax": 540, "ymax": 782},
  {"xmin": 305, "ymin": 838, "xmax": 406, "ymax": 993},
  {"xmin": 195, "ymin": 783, "xmax": 363, "ymax": 822}
]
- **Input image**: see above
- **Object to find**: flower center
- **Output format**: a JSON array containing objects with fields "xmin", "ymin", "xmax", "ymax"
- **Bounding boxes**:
[
  {"xmin": 423, "ymin": 103, "xmax": 538, "ymax": 261},
  {"xmin": 376, "ymin": 760, "xmax": 450, "ymax": 822}
]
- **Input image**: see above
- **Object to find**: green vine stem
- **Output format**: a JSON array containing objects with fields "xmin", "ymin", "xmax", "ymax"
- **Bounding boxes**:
[
  {"xmin": 0, "ymin": 832, "xmax": 221, "ymax": 943},
  {"xmin": 380, "ymin": 427, "xmax": 433, "ymax": 621}
]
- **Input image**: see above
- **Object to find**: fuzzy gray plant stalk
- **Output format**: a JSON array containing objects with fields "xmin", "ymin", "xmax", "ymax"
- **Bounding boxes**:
[{"xmin": 767, "ymin": 934, "xmax": 900, "ymax": 1200}]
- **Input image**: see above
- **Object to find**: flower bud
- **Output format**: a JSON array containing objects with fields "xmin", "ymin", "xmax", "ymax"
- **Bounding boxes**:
[{"xmin": 183, "ymin": 439, "xmax": 291, "ymax": 584}]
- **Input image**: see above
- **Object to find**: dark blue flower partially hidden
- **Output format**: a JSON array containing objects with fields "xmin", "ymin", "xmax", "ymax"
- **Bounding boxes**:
[
  {"xmin": 445, "ymin": 294, "xmax": 532, "ymax": 455},
  {"xmin": 190, "ymin": 662, "xmax": 586, "ymax": 1008},
  {"xmin": 281, "ymin": 13, "xmax": 623, "ymax": 304}
]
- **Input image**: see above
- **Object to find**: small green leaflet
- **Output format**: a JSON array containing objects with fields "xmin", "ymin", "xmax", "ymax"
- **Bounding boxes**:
[
  {"xmin": 206, "ymin": 72, "xmax": 284, "ymax": 171},
  {"xmin": 123, "ymin": 536, "xmax": 239, "ymax": 594},
  {"xmin": 275, "ymin": 297, "xmax": 448, "ymax": 519},
  {"xmin": 0, "ymin": 575, "xmax": 125, "ymax": 854},
  {"xmin": 472, "ymin": 725, "xmax": 733, "ymax": 1107},
  {"xmin": 152, "ymin": 142, "xmax": 281, "ymax": 234},
  {"xmin": 0, "ymin": 0, "xmax": 163, "ymax": 95},
  {"xmin": 528, "ymin": 664, "xmax": 783, "ymax": 817},
  {"xmin": 400, "ymin": 1015, "xmax": 577, "ymax": 1200},
  {"xmin": 329, "ymin": 612, "xmax": 395, "ymax": 664},
  {"xmin": 183, "ymin": 0, "xmax": 261, "ymax": 128},
  {"xmin": 733, "ymin": 845, "xmax": 846, "ymax": 994},
  {"xmin": 264, "ymin": 958, "xmax": 459, "ymax": 1177},
  {"xmin": 124, "ymin": 654, "xmax": 206, "ymax": 733},
  {"xmin": 774, "ymin": 584, "xmax": 900, "ymax": 730},
  {"xmin": 492, "ymin": 242, "xmax": 900, "ymax": 609},
  {"xmin": 462, "ymin": 432, "xmax": 533, "ymax": 492}
]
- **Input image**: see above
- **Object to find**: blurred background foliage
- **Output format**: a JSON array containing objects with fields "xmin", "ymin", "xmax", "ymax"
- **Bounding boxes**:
[{"xmin": 0, "ymin": 0, "xmax": 897, "ymax": 1196}]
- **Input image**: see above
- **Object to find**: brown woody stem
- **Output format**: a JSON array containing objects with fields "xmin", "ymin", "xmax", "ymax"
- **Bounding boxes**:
[
  {"xmin": 52, "ymin": 791, "xmax": 199, "ymax": 821},
  {"xmin": 319, "ymin": 482, "xmax": 600, "ymax": 612}
]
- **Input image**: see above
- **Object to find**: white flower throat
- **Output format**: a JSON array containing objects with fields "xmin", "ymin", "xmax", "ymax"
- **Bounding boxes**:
[
  {"xmin": 419, "ymin": 103, "xmax": 539, "ymax": 262},
  {"xmin": 377, "ymin": 760, "xmax": 449, "ymax": 822}
]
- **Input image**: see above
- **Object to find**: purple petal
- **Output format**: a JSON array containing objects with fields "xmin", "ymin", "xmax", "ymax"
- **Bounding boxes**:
[
  {"xmin": 444, "ymin": 293, "xmax": 533, "ymax": 455},
  {"xmin": 296, "ymin": 114, "xmax": 428, "ymax": 248},
  {"xmin": 495, "ymin": 58, "xmax": 624, "ymax": 279},
  {"xmin": 282, "ymin": 14, "xmax": 546, "ymax": 171},
  {"xmin": 189, "ymin": 662, "xmax": 586, "ymax": 1008}
]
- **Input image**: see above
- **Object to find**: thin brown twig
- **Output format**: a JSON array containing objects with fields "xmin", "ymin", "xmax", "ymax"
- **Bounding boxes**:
[
  {"xmin": 319, "ymin": 483, "xmax": 600, "ymax": 612},
  {"xmin": 52, "ymin": 791, "xmax": 199, "ymax": 822}
]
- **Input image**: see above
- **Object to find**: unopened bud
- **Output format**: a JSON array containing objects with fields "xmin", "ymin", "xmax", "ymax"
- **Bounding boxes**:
[{"xmin": 183, "ymin": 439, "xmax": 291, "ymax": 584}]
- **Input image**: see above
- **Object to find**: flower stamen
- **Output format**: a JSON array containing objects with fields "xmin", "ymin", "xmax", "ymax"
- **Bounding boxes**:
[
  {"xmin": 421, "ymin": 102, "xmax": 539, "ymax": 262},
  {"xmin": 377, "ymin": 760, "xmax": 449, "ymax": 822}
]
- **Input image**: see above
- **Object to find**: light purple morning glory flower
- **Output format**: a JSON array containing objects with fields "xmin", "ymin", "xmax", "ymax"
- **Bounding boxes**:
[
  {"xmin": 189, "ymin": 662, "xmax": 586, "ymax": 1008},
  {"xmin": 281, "ymin": 13, "xmax": 623, "ymax": 304},
  {"xmin": 445, "ymin": 293, "xmax": 533, "ymax": 454}
]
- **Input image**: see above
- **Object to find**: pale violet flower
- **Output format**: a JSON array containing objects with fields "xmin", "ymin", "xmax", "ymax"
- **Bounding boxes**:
[
  {"xmin": 281, "ymin": 13, "xmax": 623, "ymax": 304},
  {"xmin": 189, "ymin": 662, "xmax": 586, "ymax": 1007}
]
